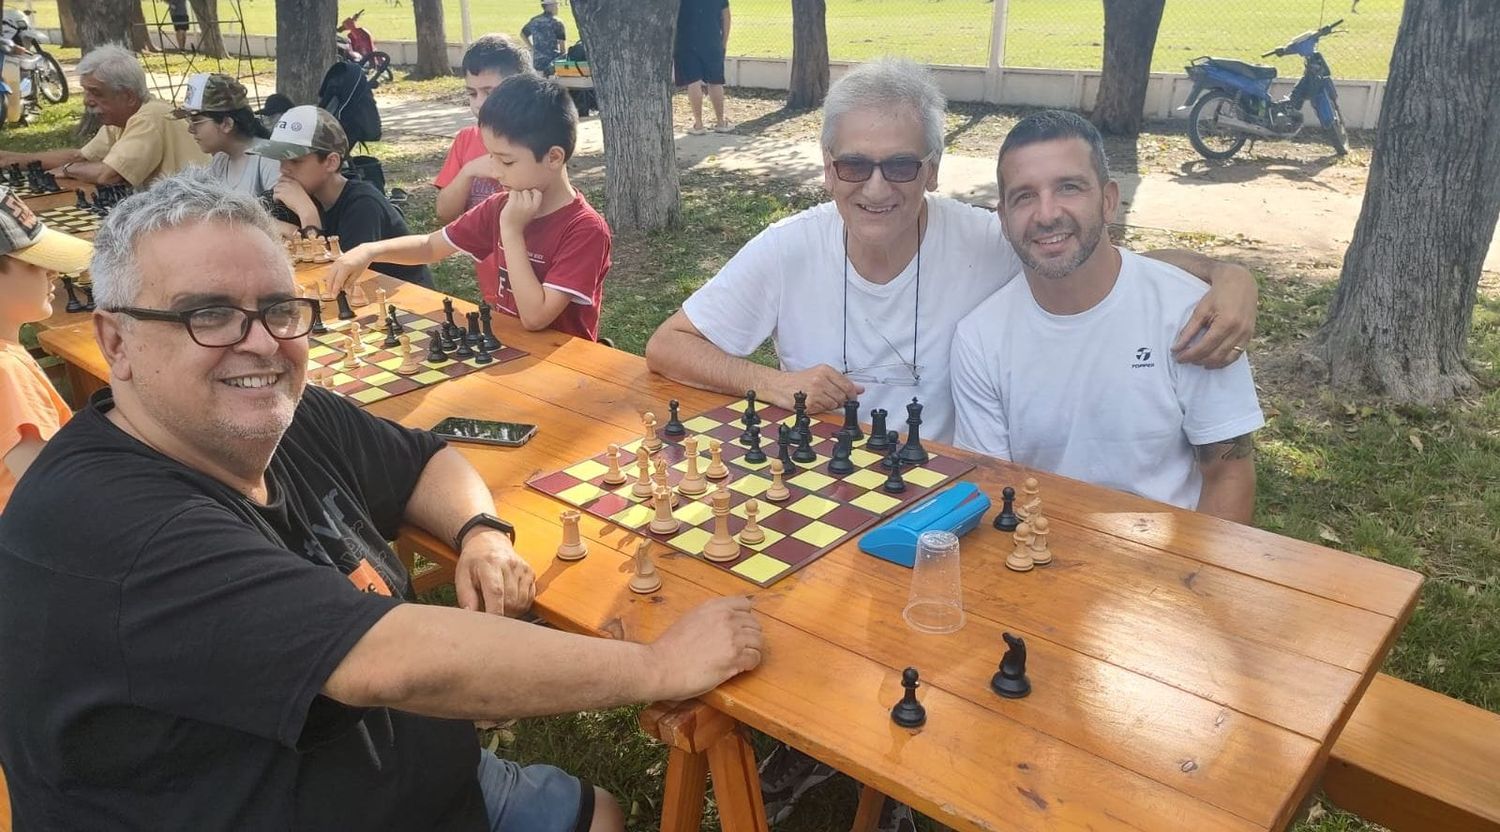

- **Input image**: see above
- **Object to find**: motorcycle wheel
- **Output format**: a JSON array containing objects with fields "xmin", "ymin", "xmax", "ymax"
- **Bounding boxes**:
[
  {"xmin": 1326, "ymin": 98, "xmax": 1348, "ymax": 156},
  {"xmin": 36, "ymin": 50, "xmax": 68, "ymax": 104},
  {"xmin": 1188, "ymin": 91, "xmax": 1249, "ymax": 161}
]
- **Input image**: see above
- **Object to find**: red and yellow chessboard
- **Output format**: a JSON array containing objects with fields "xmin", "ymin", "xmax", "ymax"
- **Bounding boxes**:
[
  {"xmin": 308, "ymin": 308, "xmax": 527, "ymax": 405},
  {"xmin": 35, "ymin": 205, "xmax": 102, "ymax": 236},
  {"xmin": 528, "ymin": 403, "xmax": 973, "ymax": 587}
]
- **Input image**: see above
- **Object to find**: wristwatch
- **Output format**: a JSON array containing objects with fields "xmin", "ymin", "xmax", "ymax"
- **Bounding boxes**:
[{"xmin": 453, "ymin": 512, "xmax": 516, "ymax": 551}]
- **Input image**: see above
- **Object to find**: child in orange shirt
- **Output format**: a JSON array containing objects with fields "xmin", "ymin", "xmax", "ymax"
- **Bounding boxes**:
[{"xmin": 0, "ymin": 185, "xmax": 94, "ymax": 510}]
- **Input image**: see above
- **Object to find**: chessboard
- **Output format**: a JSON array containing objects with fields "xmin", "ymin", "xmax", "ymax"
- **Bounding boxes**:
[
  {"xmin": 528, "ymin": 402, "xmax": 974, "ymax": 587},
  {"xmin": 35, "ymin": 205, "xmax": 102, "ymax": 236},
  {"xmin": 3, "ymin": 162, "xmax": 63, "ymax": 198},
  {"xmin": 307, "ymin": 307, "xmax": 527, "ymax": 405}
]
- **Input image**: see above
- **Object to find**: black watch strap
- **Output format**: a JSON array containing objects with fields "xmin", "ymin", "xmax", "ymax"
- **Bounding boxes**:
[{"xmin": 453, "ymin": 512, "xmax": 516, "ymax": 551}]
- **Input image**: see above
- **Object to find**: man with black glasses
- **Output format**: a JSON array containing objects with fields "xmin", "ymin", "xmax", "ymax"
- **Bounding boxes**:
[
  {"xmin": 646, "ymin": 58, "xmax": 1258, "ymax": 449},
  {"xmin": 0, "ymin": 169, "xmax": 764, "ymax": 832}
]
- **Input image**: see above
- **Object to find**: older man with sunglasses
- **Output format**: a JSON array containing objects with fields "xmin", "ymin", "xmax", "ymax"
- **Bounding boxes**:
[
  {"xmin": 647, "ymin": 58, "xmax": 1256, "ymax": 448},
  {"xmin": 0, "ymin": 169, "xmax": 764, "ymax": 832}
]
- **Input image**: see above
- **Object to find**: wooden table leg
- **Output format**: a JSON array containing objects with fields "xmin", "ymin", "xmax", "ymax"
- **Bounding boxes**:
[
  {"xmin": 62, "ymin": 361, "xmax": 106, "ymax": 409},
  {"xmin": 641, "ymin": 700, "xmax": 768, "ymax": 832},
  {"xmin": 660, "ymin": 745, "xmax": 709, "ymax": 832},
  {"xmin": 705, "ymin": 724, "xmax": 770, "ymax": 832},
  {"xmin": 851, "ymin": 783, "xmax": 886, "ymax": 832}
]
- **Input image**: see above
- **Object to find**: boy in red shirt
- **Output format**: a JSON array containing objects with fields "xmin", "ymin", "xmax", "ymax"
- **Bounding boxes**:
[
  {"xmin": 0, "ymin": 186, "xmax": 93, "ymax": 510},
  {"xmin": 329, "ymin": 74, "xmax": 611, "ymax": 340}
]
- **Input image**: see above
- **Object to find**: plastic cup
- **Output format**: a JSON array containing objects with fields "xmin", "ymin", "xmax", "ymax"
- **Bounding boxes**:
[{"xmin": 902, "ymin": 530, "xmax": 966, "ymax": 634}]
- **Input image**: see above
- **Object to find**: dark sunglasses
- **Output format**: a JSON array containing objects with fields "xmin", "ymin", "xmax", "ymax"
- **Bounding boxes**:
[
  {"xmin": 831, "ymin": 152, "xmax": 935, "ymax": 184},
  {"xmin": 110, "ymin": 298, "xmax": 318, "ymax": 348}
]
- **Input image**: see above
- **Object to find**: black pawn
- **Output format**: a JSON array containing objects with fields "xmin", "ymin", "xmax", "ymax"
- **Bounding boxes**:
[
  {"xmin": 437, "ymin": 323, "xmax": 456, "ymax": 352},
  {"xmin": 381, "ymin": 317, "xmax": 400, "ymax": 348},
  {"xmin": 388, "ymin": 304, "xmax": 404, "ymax": 334},
  {"xmin": 310, "ymin": 300, "xmax": 328, "ymax": 334},
  {"xmin": 840, "ymin": 400, "xmax": 864, "ymax": 442},
  {"xmin": 828, "ymin": 429, "xmax": 855, "ymax": 475},
  {"xmin": 743, "ymin": 423, "xmax": 766, "ymax": 464},
  {"xmin": 61, "ymin": 276, "xmax": 83, "ymax": 312},
  {"xmin": 426, "ymin": 334, "xmax": 449, "ymax": 363},
  {"xmin": 474, "ymin": 338, "xmax": 494, "ymax": 364},
  {"xmin": 792, "ymin": 423, "xmax": 817, "ymax": 463},
  {"xmin": 882, "ymin": 452, "xmax": 907, "ymax": 494},
  {"xmin": 990, "ymin": 633, "xmax": 1031, "ymax": 699},
  {"xmin": 890, "ymin": 667, "xmax": 927, "ymax": 728},
  {"xmin": 479, "ymin": 303, "xmax": 502, "ymax": 351},
  {"xmin": 880, "ymin": 430, "xmax": 901, "ymax": 469},
  {"xmin": 74, "ymin": 188, "xmax": 89, "ymax": 210},
  {"xmin": 898, "ymin": 397, "xmax": 929, "ymax": 465},
  {"xmin": 993, "ymin": 486, "xmax": 1020, "ymax": 532},
  {"xmin": 42, "ymin": 172, "xmax": 59, "ymax": 192},
  {"xmin": 866, "ymin": 409, "xmax": 890, "ymax": 451},
  {"xmin": 465, "ymin": 311, "xmax": 482, "ymax": 345},
  {"xmin": 663, "ymin": 399, "xmax": 686, "ymax": 437},
  {"xmin": 777, "ymin": 424, "xmax": 797, "ymax": 473},
  {"xmin": 452, "ymin": 330, "xmax": 475, "ymax": 359},
  {"xmin": 80, "ymin": 284, "xmax": 95, "ymax": 311},
  {"xmin": 335, "ymin": 290, "xmax": 355, "ymax": 320},
  {"xmin": 739, "ymin": 389, "xmax": 761, "ymax": 444}
]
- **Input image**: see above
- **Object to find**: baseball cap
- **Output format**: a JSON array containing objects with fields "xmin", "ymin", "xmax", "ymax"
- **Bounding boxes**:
[
  {"xmin": 251, "ymin": 105, "xmax": 350, "ymax": 160},
  {"xmin": 0, "ymin": 186, "xmax": 93, "ymax": 274},
  {"xmin": 541, "ymin": 0, "xmax": 558, "ymax": 7},
  {"xmin": 172, "ymin": 73, "xmax": 251, "ymax": 118}
]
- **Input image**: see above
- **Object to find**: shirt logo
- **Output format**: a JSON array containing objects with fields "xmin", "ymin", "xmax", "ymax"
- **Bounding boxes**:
[{"xmin": 1132, "ymin": 346, "xmax": 1156, "ymax": 369}]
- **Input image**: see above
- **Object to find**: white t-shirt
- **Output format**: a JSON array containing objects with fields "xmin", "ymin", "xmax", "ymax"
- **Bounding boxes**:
[
  {"xmin": 207, "ymin": 151, "xmax": 282, "ymax": 197},
  {"xmin": 682, "ymin": 195, "xmax": 1022, "ymax": 443},
  {"xmin": 951, "ymin": 249, "xmax": 1265, "ymax": 510}
]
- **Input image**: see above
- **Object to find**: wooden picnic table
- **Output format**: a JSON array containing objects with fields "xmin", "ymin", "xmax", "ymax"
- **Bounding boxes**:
[
  {"xmin": 14, "ymin": 175, "xmax": 92, "ymax": 213},
  {"xmin": 36, "ymin": 270, "xmax": 1424, "ymax": 832}
]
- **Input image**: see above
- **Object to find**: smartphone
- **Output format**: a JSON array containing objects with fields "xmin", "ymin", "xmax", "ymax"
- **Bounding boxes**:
[{"xmin": 431, "ymin": 417, "xmax": 538, "ymax": 448}]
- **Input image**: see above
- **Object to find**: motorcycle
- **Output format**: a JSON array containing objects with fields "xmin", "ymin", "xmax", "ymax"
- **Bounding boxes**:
[
  {"xmin": 335, "ymin": 9, "xmax": 393, "ymax": 89},
  {"xmin": 1179, "ymin": 18, "xmax": 1348, "ymax": 161},
  {"xmin": 1, "ymin": 9, "xmax": 68, "ymax": 107}
]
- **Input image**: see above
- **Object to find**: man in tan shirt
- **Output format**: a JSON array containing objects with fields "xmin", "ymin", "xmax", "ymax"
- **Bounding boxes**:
[{"xmin": 0, "ymin": 44, "xmax": 205, "ymax": 187}]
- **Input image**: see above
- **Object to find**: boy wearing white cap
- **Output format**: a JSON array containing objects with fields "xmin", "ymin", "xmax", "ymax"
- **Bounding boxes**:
[{"xmin": 0, "ymin": 186, "xmax": 93, "ymax": 510}]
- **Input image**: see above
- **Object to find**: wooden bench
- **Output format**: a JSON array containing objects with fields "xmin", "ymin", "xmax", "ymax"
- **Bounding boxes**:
[{"xmin": 1322, "ymin": 673, "xmax": 1500, "ymax": 831}]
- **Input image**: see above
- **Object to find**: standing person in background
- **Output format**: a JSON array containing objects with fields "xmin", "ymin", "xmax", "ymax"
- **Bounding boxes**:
[
  {"xmin": 675, "ymin": 0, "xmax": 732, "ymax": 134},
  {"xmin": 522, "ymin": 0, "xmax": 567, "ymax": 77},
  {"xmin": 174, "ymin": 73, "xmax": 281, "ymax": 197},
  {"xmin": 166, "ymin": 0, "xmax": 191, "ymax": 52}
]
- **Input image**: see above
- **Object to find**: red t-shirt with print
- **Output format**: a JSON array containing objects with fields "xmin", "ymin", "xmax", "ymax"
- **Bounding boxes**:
[
  {"xmin": 442, "ymin": 190, "xmax": 612, "ymax": 341},
  {"xmin": 433, "ymin": 125, "xmax": 504, "ymax": 304}
]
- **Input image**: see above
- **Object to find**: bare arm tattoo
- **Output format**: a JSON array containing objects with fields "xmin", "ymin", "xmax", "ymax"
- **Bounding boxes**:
[{"xmin": 1193, "ymin": 433, "xmax": 1255, "ymax": 463}]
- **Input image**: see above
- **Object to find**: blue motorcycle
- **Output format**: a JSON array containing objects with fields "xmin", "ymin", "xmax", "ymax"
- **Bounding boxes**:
[{"xmin": 1180, "ymin": 18, "xmax": 1348, "ymax": 160}]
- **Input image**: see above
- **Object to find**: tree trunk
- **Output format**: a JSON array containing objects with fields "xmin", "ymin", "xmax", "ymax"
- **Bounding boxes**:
[
  {"xmin": 787, "ymin": 0, "xmax": 829, "ymax": 109},
  {"xmin": 410, "ymin": 0, "xmax": 451, "ymax": 80},
  {"xmin": 125, "ymin": 1, "xmax": 153, "ymax": 52},
  {"xmin": 572, "ymin": 0, "xmax": 681, "ymax": 233},
  {"xmin": 73, "ymin": 0, "xmax": 134, "ymax": 52},
  {"xmin": 189, "ymin": 0, "xmax": 229, "ymax": 58},
  {"xmin": 275, "ymin": 0, "xmax": 337, "ymax": 105},
  {"xmin": 56, "ymin": 0, "xmax": 81, "ymax": 48},
  {"xmin": 1090, "ymin": 0, "xmax": 1165, "ymax": 136},
  {"xmin": 1316, "ymin": 0, "xmax": 1500, "ymax": 404}
]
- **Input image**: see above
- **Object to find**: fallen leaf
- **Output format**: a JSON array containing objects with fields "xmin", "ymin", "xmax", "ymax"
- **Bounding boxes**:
[
  {"xmin": 1317, "ymin": 524, "xmax": 1343, "ymax": 545},
  {"xmin": 1408, "ymin": 431, "xmax": 1424, "ymax": 452}
]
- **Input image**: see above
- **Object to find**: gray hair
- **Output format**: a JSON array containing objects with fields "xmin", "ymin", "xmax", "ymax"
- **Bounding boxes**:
[
  {"xmin": 820, "ymin": 58, "xmax": 947, "ymax": 162},
  {"xmin": 76, "ymin": 44, "xmax": 148, "ymax": 99},
  {"xmin": 91, "ymin": 168, "xmax": 283, "ymax": 309}
]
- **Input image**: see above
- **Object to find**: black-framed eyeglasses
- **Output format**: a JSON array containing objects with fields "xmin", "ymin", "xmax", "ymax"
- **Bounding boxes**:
[
  {"xmin": 831, "ymin": 152, "xmax": 935, "ymax": 184},
  {"xmin": 109, "ymin": 298, "xmax": 318, "ymax": 348}
]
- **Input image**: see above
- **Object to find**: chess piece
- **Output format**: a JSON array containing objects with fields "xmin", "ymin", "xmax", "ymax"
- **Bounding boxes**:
[
  {"xmin": 705, "ymin": 439, "xmax": 728, "ymax": 480},
  {"xmin": 898, "ymin": 397, "xmax": 929, "ymax": 465},
  {"xmin": 474, "ymin": 338, "xmax": 494, "ymax": 364},
  {"xmin": 388, "ymin": 304, "xmax": 404, "ymax": 333},
  {"xmin": 880, "ymin": 430, "xmax": 902, "ymax": 469},
  {"xmin": 394, "ymin": 335, "xmax": 423, "ymax": 375},
  {"xmin": 314, "ymin": 237, "xmax": 334, "ymax": 263},
  {"xmin": 310, "ymin": 300, "xmax": 328, "ymax": 335},
  {"xmin": 1006, "ymin": 521, "xmax": 1035, "ymax": 572},
  {"xmin": 601, "ymin": 444, "xmax": 628, "ymax": 485},
  {"xmin": 792, "ymin": 424, "xmax": 817, "ymax": 463},
  {"xmin": 649, "ymin": 486, "xmax": 681, "ymax": 535},
  {"xmin": 742, "ymin": 423, "xmax": 766, "ymax": 464},
  {"xmin": 340, "ymin": 334, "xmax": 361, "ymax": 370},
  {"xmin": 641, "ymin": 412, "xmax": 663, "ymax": 452},
  {"xmin": 792, "ymin": 391, "xmax": 811, "ymax": 443},
  {"xmin": 628, "ymin": 539, "xmax": 662, "ymax": 594},
  {"xmin": 651, "ymin": 457, "xmax": 677, "ymax": 506},
  {"xmin": 79, "ymin": 283, "xmax": 95, "ymax": 311},
  {"xmin": 452, "ymin": 329, "xmax": 475, "ymax": 359},
  {"xmin": 61, "ymin": 276, "xmax": 83, "ymax": 313},
  {"xmin": 374, "ymin": 286, "xmax": 387, "ymax": 315},
  {"xmin": 701, "ymin": 485, "xmax": 739, "ymax": 562},
  {"xmin": 328, "ymin": 236, "xmax": 343, "ymax": 259},
  {"xmin": 466, "ymin": 311, "xmax": 482, "ymax": 346},
  {"xmin": 335, "ymin": 290, "xmax": 355, "ymax": 320},
  {"xmin": 442, "ymin": 297, "xmax": 458, "ymax": 335},
  {"xmin": 426, "ymin": 333, "xmax": 449, "ymax": 364},
  {"xmin": 776, "ymin": 424, "xmax": 797, "ymax": 473},
  {"xmin": 347, "ymin": 321, "xmax": 366, "ymax": 353},
  {"xmin": 556, "ymin": 510, "xmax": 588, "ymax": 561},
  {"xmin": 663, "ymin": 399, "xmax": 687, "ymax": 438},
  {"xmin": 1016, "ymin": 477, "xmax": 1042, "ymax": 521},
  {"xmin": 74, "ymin": 188, "xmax": 89, "ymax": 210},
  {"xmin": 990, "ymin": 633, "xmax": 1031, "ymax": 699},
  {"xmin": 739, "ymin": 390, "xmax": 761, "ymax": 444},
  {"xmin": 828, "ymin": 429, "xmax": 856, "ymax": 475},
  {"xmin": 381, "ymin": 317, "xmax": 400, "ymax": 348},
  {"xmin": 1028, "ymin": 516, "xmax": 1053, "ymax": 566},
  {"xmin": 479, "ymin": 302, "xmax": 502, "ymax": 352},
  {"xmin": 882, "ymin": 452, "xmax": 907, "ymax": 494},
  {"xmin": 631, "ymin": 446, "xmax": 655, "ymax": 499},
  {"xmin": 738, "ymin": 498, "xmax": 766, "ymax": 545},
  {"xmin": 317, "ymin": 273, "xmax": 336, "ymax": 301},
  {"xmin": 890, "ymin": 667, "xmax": 927, "ymax": 728},
  {"xmin": 992, "ymin": 486, "xmax": 1020, "ymax": 532},
  {"xmin": 840, "ymin": 400, "xmax": 864, "ymax": 442},
  {"xmin": 765, "ymin": 458, "xmax": 790, "ymax": 502},
  {"xmin": 677, "ymin": 436, "xmax": 709, "ymax": 497}
]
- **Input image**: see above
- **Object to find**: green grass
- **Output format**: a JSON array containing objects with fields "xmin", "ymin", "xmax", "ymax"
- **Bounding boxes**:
[{"xmin": 23, "ymin": 0, "xmax": 1400, "ymax": 79}]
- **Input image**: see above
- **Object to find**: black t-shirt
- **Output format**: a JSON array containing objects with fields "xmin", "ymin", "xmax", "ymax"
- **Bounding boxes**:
[
  {"xmin": 522, "ymin": 13, "xmax": 567, "ymax": 69},
  {"xmin": 321, "ymin": 178, "xmax": 436, "ymax": 287},
  {"xmin": 0, "ymin": 388, "xmax": 488, "ymax": 831},
  {"xmin": 676, "ymin": 0, "xmax": 728, "ymax": 52}
]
